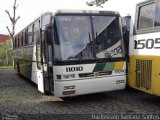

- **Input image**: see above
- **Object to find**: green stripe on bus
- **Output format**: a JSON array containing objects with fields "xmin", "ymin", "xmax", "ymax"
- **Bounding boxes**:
[
  {"xmin": 93, "ymin": 62, "xmax": 115, "ymax": 72},
  {"xmin": 93, "ymin": 63, "xmax": 106, "ymax": 72},
  {"xmin": 103, "ymin": 63, "xmax": 115, "ymax": 71}
]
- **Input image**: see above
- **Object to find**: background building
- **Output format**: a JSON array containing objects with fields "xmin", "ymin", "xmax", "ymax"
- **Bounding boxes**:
[
  {"xmin": 0, "ymin": 34, "xmax": 12, "ymax": 66},
  {"xmin": 0, "ymin": 34, "xmax": 9, "ymax": 43}
]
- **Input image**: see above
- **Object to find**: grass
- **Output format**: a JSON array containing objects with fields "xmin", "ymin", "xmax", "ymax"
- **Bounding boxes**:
[{"xmin": 0, "ymin": 66, "xmax": 14, "ymax": 69}]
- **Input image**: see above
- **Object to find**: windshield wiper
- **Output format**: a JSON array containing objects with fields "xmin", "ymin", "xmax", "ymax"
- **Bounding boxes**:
[{"xmin": 88, "ymin": 32, "xmax": 95, "ymax": 58}]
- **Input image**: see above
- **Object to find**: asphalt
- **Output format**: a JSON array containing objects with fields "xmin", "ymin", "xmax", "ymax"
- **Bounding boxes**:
[{"xmin": 0, "ymin": 70, "xmax": 160, "ymax": 120}]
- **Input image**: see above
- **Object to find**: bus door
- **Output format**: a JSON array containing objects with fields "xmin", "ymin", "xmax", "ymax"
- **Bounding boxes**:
[
  {"xmin": 34, "ymin": 20, "xmax": 45, "ymax": 93},
  {"xmin": 41, "ymin": 13, "xmax": 54, "ymax": 94},
  {"xmin": 43, "ymin": 27, "xmax": 54, "ymax": 94},
  {"xmin": 36, "ymin": 38, "xmax": 45, "ymax": 93}
]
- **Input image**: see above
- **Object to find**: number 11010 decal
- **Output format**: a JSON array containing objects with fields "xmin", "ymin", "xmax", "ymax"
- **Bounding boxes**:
[{"xmin": 134, "ymin": 38, "xmax": 160, "ymax": 49}]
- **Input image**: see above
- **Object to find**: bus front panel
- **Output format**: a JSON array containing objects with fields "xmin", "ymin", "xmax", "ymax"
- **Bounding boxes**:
[{"xmin": 53, "ymin": 62, "xmax": 126, "ymax": 97}]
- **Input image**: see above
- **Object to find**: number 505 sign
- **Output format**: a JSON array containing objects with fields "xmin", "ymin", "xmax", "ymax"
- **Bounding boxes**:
[{"xmin": 134, "ymin": 38, "xmax": 160, "ymax": 49}]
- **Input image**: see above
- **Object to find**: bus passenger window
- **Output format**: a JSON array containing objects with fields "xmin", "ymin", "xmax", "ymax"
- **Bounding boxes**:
[
  {"xmin": 42, "ymin": 14, "xmax": 51, "ymax": 27},
  {"xmin": 155, "ymin": 2, "xmax": 160, "ymax": 26},
  {"xmin": 25, "ymin": 29, "xmax": 28, "ymax": 45},
  {"xmin": 34, "ymin": 20, "xmax": 40, "ymax": 43},
  {"xmin": 18, "ymin": 34, "xmax": 22, "ymax": 47},
  {"xmin": 32, "ymin": 25, "xmax": 35, "ymax": 43},
  {"xmin": 17, "ymin": 36, "xmax": 19, "ymax": 47},
  {"xmin": 13, "ymin": 37, "xmax": 16, "ymax": 48},
  {"xmin": 138, "ymin": 3, "xmax": 155, "ymax": 30},
  {"xmin": 23, "ymin": 32, "xmax": 25, "ymax": 46},
  {"xmin": 14, "ymin": 37, "xmax": 17, "ymax": 48},
  {"xmin": 21, "ymin": 32, "xmax": 23, "ymax": 46},
  {"xmin": 28, "ymin": 26, "xmax": 33, "ymax": 44}
]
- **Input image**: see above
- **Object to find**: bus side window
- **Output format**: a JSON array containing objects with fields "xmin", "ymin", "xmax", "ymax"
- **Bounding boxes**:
[
  {"xmin": 18, "ymin": 35, "xmax": 20, "ymax": 47},
  {"xmin": 42, "ymin": 14, "xmax": 51, "ymax": 29},
  {"xmin": 155, "ymin": 1, "xmax": 160, "ymax": 26},
  {"xmin": 14, "ymin": 36, "xmax": 17, "ymax": 48},
  {"xmin": 21, "ymin": 32, "xmax": 23, "ymax": 46},
  {"xmin": 34, "ymin": 20, "xmax": 40, "ymax": 43},
  {"xmin": 34, "ymin": 20, "xmax": 41, "ymax": 69},
  {"xmin": 13, "ymin": 38, "xmax": 15, "ymax": 48},
  {"xmin": 18, "ymin": 34, "xmax": 22, "ymax": 47},
  {"xmin": 25, "ymin": 29, "xmax": 28, "ymax": 45},
  {"xmin": 16, "ymin": 36, "xmax": 19, "ymax": 47},
  {"xmin": 23, "ymin": 31, "xmax": 25, "ymax": 46},
  {"xmin": 21, "ymin": 33, "xmax": 23, "ymax": 46},
  {"xmin": 137, "ymin": 3, "xmax": 155, "ymax": 30},
  {"xmin": 28, "ymin": 26, "xmax": 33, "ymax": 44},
  {"xmin": 32, "ymin": 24, "xmax": 35, "ymax": 43}
]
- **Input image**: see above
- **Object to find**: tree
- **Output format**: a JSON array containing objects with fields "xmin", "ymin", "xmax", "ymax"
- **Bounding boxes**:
[
  {"xmin": 86, "ymin": 0, "xmax": 108, "ymax": 7},
  {"xmin": 5, "ymin": 0, "xmax": 20, "ymax": 66},
  {"xmin": 5, "ymin": 0, "xmax": 20, "ymax": 46},
  {"xmin": 0, "ymin": 40, "xmax": 13, "ymax": 66}
]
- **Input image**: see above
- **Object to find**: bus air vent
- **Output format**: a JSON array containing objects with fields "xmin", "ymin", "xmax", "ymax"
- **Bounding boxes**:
[{"xmin": 135, "ymin": 59, "xmax": 152, "ymax": 90}]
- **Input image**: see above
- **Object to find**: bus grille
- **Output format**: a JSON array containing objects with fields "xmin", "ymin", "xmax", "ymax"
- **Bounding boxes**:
[{"xmin": 135, "ymin": 60, "xmax": 152, "ymax": 90}]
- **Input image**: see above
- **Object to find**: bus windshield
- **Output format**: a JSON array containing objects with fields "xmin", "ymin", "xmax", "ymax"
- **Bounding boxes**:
[{"xmin": 54, "ymin": 15, "xmax": 123, "ymax": 61}]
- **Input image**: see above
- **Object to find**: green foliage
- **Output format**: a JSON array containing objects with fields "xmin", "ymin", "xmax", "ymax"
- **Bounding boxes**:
[
  {"xmin": 0, "ymin": 59, "xmax": 4, "ymax": 66},
  {"xmin": 0, "ymin": 66, "xmax": 13, "ymax": 69},
  {"xmin": 0, "ymin": 39, "xmax": 13, "ymax": 66},
  {"xmin": 86, "ymin": 0, "xmax": 108, "ymax": 7}
]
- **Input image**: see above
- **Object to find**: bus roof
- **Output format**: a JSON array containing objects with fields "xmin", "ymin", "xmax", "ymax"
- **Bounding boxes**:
[
  {"xmin": 14, "ymin": 9, "xmax": 120, "ymax": 36},
  {"xmin": 51, "ymin": 9, "xmax": 120, "ymax": 16},
  {"xmin": 137, "ymin": 0, "xmax": 155, "ymax": 6}
]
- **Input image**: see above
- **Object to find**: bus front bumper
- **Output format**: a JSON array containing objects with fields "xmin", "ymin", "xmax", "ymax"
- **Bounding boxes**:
[{"xmin": 54, "ymin": 75, "xmax": 126, "ymax": 97}]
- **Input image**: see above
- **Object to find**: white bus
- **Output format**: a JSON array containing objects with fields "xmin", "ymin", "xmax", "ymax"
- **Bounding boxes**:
[
  {"xmin": 129, "ymin": 0, "xmax": 160, "ymax": 96},
  {"xmin": 13, "ymin": 9, "xmax": 126, "ymax": 97}
]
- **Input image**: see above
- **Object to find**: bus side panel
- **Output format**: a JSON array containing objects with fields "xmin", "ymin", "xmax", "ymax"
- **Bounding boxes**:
[
  {"xmin": 17, "ymin": 59, "xmax": 32, "ymax": 80},
  {"xmin": 14, "ymin": 58, "xmax": 18, "ymax": 71},
  {"xmin": 129, "ymin": 32, "xmax": 160, "ymax": 96},
  {"xmin": 13, "ymin": 46, "xmax": 34, "ymax": 81},
  {"xmin": 152, "ymin": 56, "xmax": 160, "ymax": 95},
  {"xmin": 18, "ymin": 59, "xmax": 26, "ymax": 77},
  {"xmin": 129, "ymin": 56, "xmax": 160, "ymax": 96},
  {"xmin": 22, "ymin": 47, "xmax": 33, "ymax": 80}
]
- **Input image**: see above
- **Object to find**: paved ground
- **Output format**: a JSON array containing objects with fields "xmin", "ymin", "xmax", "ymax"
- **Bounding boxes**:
[{"xmin": 0, "ymin": 70, "xmax": 160, "ymax": 120}]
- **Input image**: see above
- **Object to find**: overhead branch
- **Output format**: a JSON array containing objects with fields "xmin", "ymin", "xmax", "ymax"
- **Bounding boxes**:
[
  {"xmin": 86, "ymin": 0, "xmax": 108, "ymax": 7},
  {"xmin": 86, "ymin": 1, "xmax": 94, "ymax": 6},
  {"xmin": 13, "ymin": 0, "xmax": 19, "ymax": 10},
  {"xmin": 5, "ymin": 10, "xmax": 13, "ymax": 23},
  {"xmin": 15, "ymin": 16, "xmax": 20, "ymax": 24},
  {"xmin": 16, "ymin": 4, "xmax": 19, "ymax": 9},
  {"xmin": 14, "ymin": 0, "xmax": 17, "ymax": 8},
  {"xmin": 6, "ymin": 26, "xmax": 13, "ymax": 37}
]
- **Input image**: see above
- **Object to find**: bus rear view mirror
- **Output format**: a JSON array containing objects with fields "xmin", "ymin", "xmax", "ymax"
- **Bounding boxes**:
[{"xmin": 45, "ymin": 29, "xmax": 52, "ymax": 44}]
